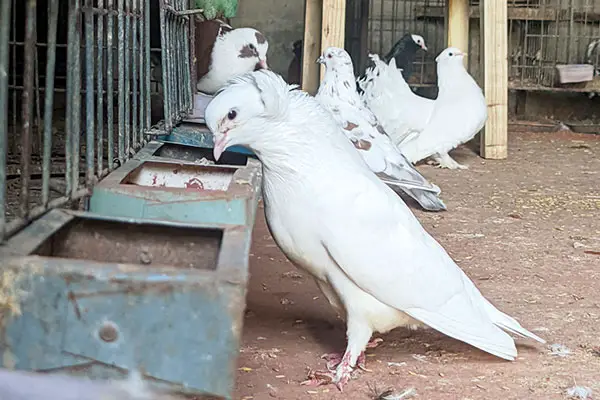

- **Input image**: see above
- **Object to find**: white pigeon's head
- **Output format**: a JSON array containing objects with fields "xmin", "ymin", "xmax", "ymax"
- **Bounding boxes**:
[
  {"xmin": 410, "ymin": 34, "xmax": 428, "ymax": 51},
  {"xmin": 216, "ymin": 27, "xmax": 270, "ymax": 72},
  {"xmin": 435, "ymin": 47, "xmax": 467, "ymax": 65},
  {"xmin": 316, "ymin": 47, "xmax": 354, "ymax": 74},
  {"xmin": 205, "ymin": 70, "xmax": 294, "ymax": 160}
]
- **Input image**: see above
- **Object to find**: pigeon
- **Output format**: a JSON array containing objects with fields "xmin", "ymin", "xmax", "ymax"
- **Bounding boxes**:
[
  {"xmin": 196, "ymin": 26, "xmax": 269, "ymax": 95},
  {"xmin": 315, "ymin": 47, "xmax": 446, "ymax": 212},
  {"xmin": 586, "ymin": 39, "xmax": 600, "ymax": 99},
  {"xmin": 398, "ymin": 47, "xmax": 488, "ymax": 169},
  {"xmin": 357, "ymin": 33, "xmax": 427, "ymax": 92},
  {"xmin": 358, "ymin": 53, "xmax": 434, "ymax": 149},
  {"xmin": 205, "ymin": 69, "xmax": 545, "ymax": 392}
]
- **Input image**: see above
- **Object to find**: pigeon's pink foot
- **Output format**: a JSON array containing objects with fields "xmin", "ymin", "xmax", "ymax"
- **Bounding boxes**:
[
  {"xmin": 300, "ymin": 370, "xmax": 335, "ymax": 386},
  {"xmin": 357, "ymin": 338, "xmax": 383, "ymax": 371},
  {"xmin": 320, "ymin": 352, "xmax": 344, "ymax": 371},
  {"xmin": 333, "ymin": 352, "xmax": 354, "ymax": 392},
  {"xmin": 366, "ymin": 337, "xmax": 383, "ymax": 349}
]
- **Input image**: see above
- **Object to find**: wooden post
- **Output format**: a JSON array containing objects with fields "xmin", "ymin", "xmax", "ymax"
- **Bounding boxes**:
[
  {"xmin": 301, "ymin": 0, "xmax": 322, "ymax": 94},
  {"xmin": 320, "ymin": 0, "xmax": 346, "ymax": 77},
  {"xmin": 480, "ymin": 0, "xmax": 508, "ymax": 159},
  {"xmin": 447, "ymin": 0, "xmax": 470, "ymax": 66}
]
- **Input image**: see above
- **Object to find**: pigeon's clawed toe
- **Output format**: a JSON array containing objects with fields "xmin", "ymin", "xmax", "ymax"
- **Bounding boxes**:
[
  {"xmin": 300, "ymin": 369, "xmax": 335, "ymax": 387},
  {"xmin": 320, "ymin": 352, "xmax": 344, "ymax": 371}
]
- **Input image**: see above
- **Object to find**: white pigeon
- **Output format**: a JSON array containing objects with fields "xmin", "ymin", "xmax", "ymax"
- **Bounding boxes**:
[
  {"xmin": 196, "ymin": 26, "xmax": 269, "ymax": 95},
  {"xmin": 205, "ymin": 70, "xmax": 545, "ymax": 392},
  {"xmin": 315, "ymin": 47, "xmax": 446, "ymax": 212},
  {"xmin": 397, "ymin": 47, "xmax": 488, "ymax": 169},
  {"xmin": 358, "ymin": 54, "xmax": 434, "ymax": 149}
]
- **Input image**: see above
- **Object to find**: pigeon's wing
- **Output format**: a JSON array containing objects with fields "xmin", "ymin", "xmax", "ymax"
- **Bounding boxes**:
[
  {"xmin": 332, "ymin": 101, "xmax": 446, "ymax": 208},
  {"xmin": 318, "ymin": 178, "xmax": 541, "ymax": 359}
]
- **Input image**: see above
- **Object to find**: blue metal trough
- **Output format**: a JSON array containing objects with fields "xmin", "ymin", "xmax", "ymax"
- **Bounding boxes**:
[{"xmin": 0, "ymin": 208, "xmax": 253, "ymax": 399}]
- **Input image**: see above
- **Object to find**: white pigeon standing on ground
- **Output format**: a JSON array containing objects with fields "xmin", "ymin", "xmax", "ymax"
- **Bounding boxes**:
[
  {"xmin": 398, "ymin": 47, "xmax": 488, "ymax": 169},
  {"xmin": 358, "ymin": 54, "xmax": 434, "ymax": 149},
  {"xmin": 196, "ymin": 26, "xmax": 269, "ymax": 94},
  {"xmin": 205, "ymin": 70, "xmax": 545, "ymax": 392},
  {"xmin": 315, "ymin": 47, "xmax": 446, "ymax": 212}
]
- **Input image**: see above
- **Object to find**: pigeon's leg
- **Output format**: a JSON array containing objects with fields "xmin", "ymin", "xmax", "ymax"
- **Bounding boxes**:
[
  {"xmin": 356, "ymin": 337, "xmax": 384, "ymax": 371},
  {"xmin": 432, "ymin": 152, "xmax": 468, "ymax": 170},
  {"xmin": 332, "ymin": 319, "xmax": 373, "ymax": 392},
  {"xmin": 323, "ymin": 337, "xmax": 383, "ymax": 371}
]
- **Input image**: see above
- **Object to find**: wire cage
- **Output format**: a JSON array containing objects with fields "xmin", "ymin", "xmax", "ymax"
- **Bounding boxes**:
[
  {"xmin": 506, "ymin": 0, "xmax": 600, "ymax": 91},
  {"xmin": 346, "ymin": 0, "xmax": 449, "ymax": 91},
  {"xmin": 0, "ymin": 0, "xmax": 193, "ymax": 242}
]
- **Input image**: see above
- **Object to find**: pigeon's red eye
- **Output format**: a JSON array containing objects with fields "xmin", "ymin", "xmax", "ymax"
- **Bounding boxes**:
[{"xmin": 227, "ymin": 110, "xmax": 237, "ymax": 120}]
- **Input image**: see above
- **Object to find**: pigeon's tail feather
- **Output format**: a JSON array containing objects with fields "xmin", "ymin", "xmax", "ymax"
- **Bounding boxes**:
[
  {"xmin": 483, "ymin": 300, "xmax": 546, "ymax": 344},
  {"xmin": 400, "ymin": 187, "xmax": 447, "ymax": 211},
  {"xmin": 405, "ymin": 307, "xmax": 518, "ymax": 361}
]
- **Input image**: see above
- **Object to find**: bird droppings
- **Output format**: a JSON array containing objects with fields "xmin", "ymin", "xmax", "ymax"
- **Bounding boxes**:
[
  {"xmin": 566, "ymin": 386, "xmax": 593, "ymax": 399},
  {"xmin": 234, "ymin": 131, "xmax": 600, "ymax": 399},
  {"xmin": 549, "ymin": 344, "xmax": 573, "ymax": 357}
]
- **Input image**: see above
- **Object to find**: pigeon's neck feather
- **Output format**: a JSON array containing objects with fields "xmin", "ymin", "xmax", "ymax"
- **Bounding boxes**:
[{"xmin": 319, "ymin": 67, "xmax": 362, "ymax": 105}]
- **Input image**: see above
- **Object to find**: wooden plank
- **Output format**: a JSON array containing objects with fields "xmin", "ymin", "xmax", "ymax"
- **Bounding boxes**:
[
  {"xmin": 320, "ymin": 0, "xmax": 346, "ymax": 78},
  {"xmin": 480, "ymin": 0, "xmax": 508, "ymax": 160},
  {"xmin": 301, "ymin": 0, "xmax": 322, "ymax": 94},
  {"xmin": 448, "ymin": 0, "xmax": 470, "ymax": 67}
]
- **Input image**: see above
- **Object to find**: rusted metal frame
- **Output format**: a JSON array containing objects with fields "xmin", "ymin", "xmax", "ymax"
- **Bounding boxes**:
[
  {"xmin": 97, "ymin": 0, "xmax": 105, "ymax": 177},
  {"xmin": 42, "ymin": 0, "xmax": 60, "ymax": 207},
  {"xmin": 132, "ymin": 0, "xmax": 139, "ymax": 151},
  {"xmin": 162, "ymin": 4, "xmax": 204, "ymax": 16},
  {"xmin": 144, "ymin": 0, "xmax": 151, "ymax": 133},
  {"xmin": 0, "ymin": 0, "xmax": 11, "ymax": 240},
  {"xmin": 20, "ymin": 0, "xmax": 37, "ymax": 219},
  {"xmin": 159, "ymin": 0, "xmax": 173, "ymax": 132},
  {"xmin": 118, "ymin": 0, "xmax": 126, "ymax": 165},
  {"xmin": 81, "ymin": 5, "xmax": 141, "ymax": 17},
  {"xmin": 107, "ymin": 0, "xmax": 115, "ymax": 171},
  {"xmin": 85, "ymin": 0, "xmax": 96, "ymax": 186},
  {"xmin": 125, "ymin": 0, "xmax": 132, "ymax": 156}
]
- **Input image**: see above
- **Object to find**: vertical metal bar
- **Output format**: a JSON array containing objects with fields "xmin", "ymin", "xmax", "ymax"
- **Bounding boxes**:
[
  {"xmin": 138, "ymin": 0, "xmax": 144, "ymax": 143},
  {"xmin": 10, "ymin": 0, "xmax": 17, "ymax": 154},
  {"xmin": 20, "ymin": 0, "xmax": 37, "ymax": 218},
  {"xmin": 132, "ymin": 0, "xmax": 139, "ymax": 149},
  {"xmin": 184, "ymin": 0, "xmax": 192, "ymax": 112},
  {"xmin": 33, "ymin": 32, "xmax": 42, "ymax": 156},
  {"xmin": 0, "ymin": 0, "xmax": 12, "ymax": 239},
  {"xmin": 144, "ymin": 0, "xmax": 151, "ymax": 132},
  {"xmin": 71, "ymin": 0, "xmax": 82, "ymax": 197},
  {"xmin": 107, "ymin": 0, "xmax": 115, "ymax": 171},
  {"xmin": 124, "ymin": 0, "xmax": 131, "ymax": 155},
  {"xmin": 42, "ymin": 0, "xmax": 60, "ymax": 206},
  {"xmin": 85, "ymin": 0, "xmax": 95, "ymax": 185},
  {"xmin": 118, "ymin": 0, "xmax": 125, "ymax": 164},
  {"xmin": 159, "ymin": 0, "xmax": 172, "ymax": 131},
  {"xmin": 97, "ymin": 0, "xmax": 105, "ymax": 175},
  {"xmin": 174, "ymin": 1, "xmax": 182, "ymax": 117}
]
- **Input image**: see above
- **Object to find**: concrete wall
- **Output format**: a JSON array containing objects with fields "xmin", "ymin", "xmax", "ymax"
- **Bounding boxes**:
[{"xmin": 232, "ymin": 0, "xmax": 304, "ymax": 76}]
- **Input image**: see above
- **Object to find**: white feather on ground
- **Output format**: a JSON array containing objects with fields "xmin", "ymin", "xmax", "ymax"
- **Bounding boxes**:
[
  {"xmin": 205, "ymin": 69, "xmax": 545, "ymax": 392},
  {"xmin": 397, "ymin": 47, "xmax": 488, "ymax": 169},
  {"xmin": 315, "ymin": 47, "xmax": 446, "ymax": 212}
]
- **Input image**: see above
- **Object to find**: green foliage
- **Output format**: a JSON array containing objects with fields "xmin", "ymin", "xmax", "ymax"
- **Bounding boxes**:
[{"xmin": 195, "ymin": 0, "xmax": 238, "ymax": 20}]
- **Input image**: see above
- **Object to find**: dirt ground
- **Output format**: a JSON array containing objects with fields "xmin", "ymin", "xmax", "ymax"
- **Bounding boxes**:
[{"xmin": 234, "ymin": 130, "xmax": 600, "ymax": 400}]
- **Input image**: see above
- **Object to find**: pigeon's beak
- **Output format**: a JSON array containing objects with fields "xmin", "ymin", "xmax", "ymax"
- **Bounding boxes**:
[
  {"xmin": 421, "ymin": 44, "xmax": 428, "ymax": 51},
  {"xmin": 316, "ymin": 55, "xmax": 325, "ymax": 64},
  {"xmin": 258, "ymin": 58, "xmax": 269, "ymax": 70},
  {"xmin": 213, "ymin": 131, "xmax": 230, "ymax": 161}
]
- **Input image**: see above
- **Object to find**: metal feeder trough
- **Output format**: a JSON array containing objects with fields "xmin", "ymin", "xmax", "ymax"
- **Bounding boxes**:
[
  {"xmin": 0, "ymin": 209, "xmax": 251, "ymax": 400},
  {"xmin": 89, "ymin": 141, "xmax": 262, "ymax": 226}
]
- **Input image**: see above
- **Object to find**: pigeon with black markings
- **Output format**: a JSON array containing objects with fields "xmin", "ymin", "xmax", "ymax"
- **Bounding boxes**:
[
  {"xmin": 205, "ymin": 69, "xmax": 545, "ymax": 392},
  {"xmin": 316, "ymin": 47, "xmax": 446, "ymax": 212},
  {"xmin": 196, "ymin": 25, "xmax": 269, "ymax": 94}
]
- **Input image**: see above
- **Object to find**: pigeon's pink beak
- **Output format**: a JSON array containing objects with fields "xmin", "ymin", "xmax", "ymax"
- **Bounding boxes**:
[
  {"xmin": 258, "ymin": 58, "xmax": 268, "ymax": 70},
  {"xmin": 213, "ymin": 133, "xmax": 229, "ymax": 161},
  {"xmin": 421, "ymin": 43, "xmax": 428, "ymax": 51}
]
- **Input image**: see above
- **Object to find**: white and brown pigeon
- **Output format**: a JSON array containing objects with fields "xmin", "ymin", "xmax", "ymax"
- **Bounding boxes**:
[
  {"xmin": 315, "ymin": 47, "xmax": 446, "ymax": 212},
  {"xmin": 196, "ymin": 25, "xmax": 269, "ymax": 95},
  {"xmin": 205, "ymin": 69, "xmax": 545, "ymax": 392}
]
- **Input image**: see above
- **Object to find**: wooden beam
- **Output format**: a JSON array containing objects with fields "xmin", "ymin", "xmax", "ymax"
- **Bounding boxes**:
[
  {"xmin": 320, "ymin": 0, "xmax": 346, "ymax": 79},
  {"xmin": 480, "ymin": 0, "xmax": 508, "ymax": 160},
  {"xmin": 301, "ymin": 0, "xmax": 322, "ymax": 94},
  {"xmin": 447, "ymin": 0, "xmax": 470, "ymax": 67}
]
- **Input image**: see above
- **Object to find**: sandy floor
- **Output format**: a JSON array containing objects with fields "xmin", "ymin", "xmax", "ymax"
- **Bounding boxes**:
[{"xmin": 234, "ymin": 130, "xmax": 600, "ymax": 400}]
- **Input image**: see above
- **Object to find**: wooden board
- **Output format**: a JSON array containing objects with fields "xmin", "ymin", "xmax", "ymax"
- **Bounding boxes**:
[
  {"xmin": 301, "ymin": 0, "xmax": 322, "ymax": 94},
  {"xmin": 480, "ymin": 0, "xmax": 508, "ymax": 160},
  {"xmin": 448, "ymin": 0, "xmax": 470, "ymax": 67}
]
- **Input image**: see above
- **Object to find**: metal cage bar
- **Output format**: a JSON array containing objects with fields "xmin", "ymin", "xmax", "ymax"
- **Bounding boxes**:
[{"xmin": 1, "ymin": 0, "xmax": 154, "ymax": 242}]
